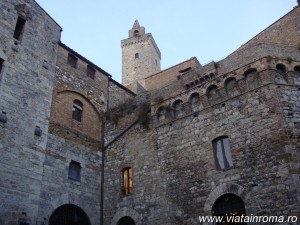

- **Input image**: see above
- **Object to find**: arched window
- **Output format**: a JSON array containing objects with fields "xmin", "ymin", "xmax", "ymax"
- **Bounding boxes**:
[
  {"xmin": 135, "ymin": 53, "xmax": 139, "ymax": 59},
  {"xmin": 276, "ymin": 63, "xmax": 286, "ymax": 73},
  {"xmin": 133, "ymin": 30, "xmax": 139, "ymax": 36},
  {"xmin": 294, "ymin": 65, "xmax": 300, "ymax": 85},
  {"xmin": 121, "ymin": 167, "xmax": 132, "ymax": 195},
  {"xmin": 212, "ymin": 136, "xmax": 233, "ymax": 170},
  {"xmin": 225, "ymin": 77, "xmax": 239, "ymax": 98},
  {"xmin": 72, "ymin": 99, "xmax": 83, "ymax": 122},
  {"xmin": 157, "ymin": 106, "xmax": 167, "ymax": 124},
  {"xmin": 274, "ymin": 64, "xmax": 287, "ymax": 84},
  {"xmin": 244, "ymin": 68, "xmax": 260, "ymax": 89},
  {"xmin": 189, "ymin": 93, "xmax": 201, "ymax": 112},
  {"xmin": 173, "ymin": 100, "xmax": 184, "ymax": 118},
  {"xmin": 212, "ymin": 194, "xmax": 246, "ymax": 224},
  {"xmin": 206, "ymin": 85, "xmax": 219, "ymax": 104}
]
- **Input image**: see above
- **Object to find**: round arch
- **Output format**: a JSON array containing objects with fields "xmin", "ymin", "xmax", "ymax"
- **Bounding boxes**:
[
  {"xmin": 117, "ymin": 216, "xmax": 136, "ymax": 225},
  {"xmin": 49, "ymin": 204, "xmax": 91, "ymax": 225}
]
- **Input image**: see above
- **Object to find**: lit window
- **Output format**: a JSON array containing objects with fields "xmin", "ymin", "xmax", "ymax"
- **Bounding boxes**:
[
  {"xmin": 68, "ymin": 161, "xmax": 81, "ymax": 181},
  {"xmin": 72, "ymin": 99, "xmax": 83, "ymax": 122},
  {"xmin": 67, "ymin": 54, "xmax": 78, "ymax": 68},
  {"xmin": 135, "ymin": 53, "xmax": 139, "ymax": 59},
  {"xmin": 212, "ymin": 136, "xmax": 233, "ymax": 170},
  {"xmin": 121, "ymin": 167, "xmax": 132, "ymax": 195},
  {"xmin": 0, "ymin": 58, "xmax": 4, "ymax": 74},
  {"xmin": 87, "ymin": 65, "xmax": 95, "ymax": 79},
  {"xmin": 13, "ymin": 17, "xmax": 26, "ymax": 41}
]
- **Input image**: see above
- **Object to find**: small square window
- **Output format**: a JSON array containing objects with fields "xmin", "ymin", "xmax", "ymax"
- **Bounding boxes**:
[
  {"xmin": 68, "ymin": 161, "xmax": 81, "ymax": 181},
  {"xmin": 67, "ymin": 54, "xmax": 78, "ymax": 68},
  {"xmin": 13, "ymin": 17, "xmax": 26, "ymax": 41},
  {"xmin": 87, "ymin": 65, "xmax": 95, "ymax": 79}
]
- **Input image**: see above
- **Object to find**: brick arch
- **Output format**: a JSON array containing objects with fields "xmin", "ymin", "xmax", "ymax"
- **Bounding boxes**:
[
  {"xmin": 203, "ymin": 183, "xmax": 246, "ymax": 213},
  {"xmin": 111, "ymin": 207, "xmax": 141, "ymax": 225},
  {"xmin": 244, "ymin": 68, "xmax": 261, "ymax": 89},
  {"xmin": 51, "ymin": 90, "xmax": 103, "ymax": 141},
  {"xmin": 224, "ymin": 77, "xmax": 239, "ymax": 97},
  {"xmin": 57, "ymin": 89, "xmax": 102, "ymax": 119}
]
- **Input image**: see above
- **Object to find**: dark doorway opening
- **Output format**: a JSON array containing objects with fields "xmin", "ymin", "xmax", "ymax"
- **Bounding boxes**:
[
  {"xmin": 49, "ymin": 204, "xmax": 91, "ymax": 225},
  {"xmin": 212, "ymin": 194, "xmax": 246, "ymax": 225},
  {"xmin": 117, "ymin": 216, "xmax": 136, "ymax": 225}
]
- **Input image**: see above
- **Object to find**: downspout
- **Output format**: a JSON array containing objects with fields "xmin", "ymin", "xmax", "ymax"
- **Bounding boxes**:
[{"xmin": 100, "ymin": 76, "xmax": 111, "ymax": 225}]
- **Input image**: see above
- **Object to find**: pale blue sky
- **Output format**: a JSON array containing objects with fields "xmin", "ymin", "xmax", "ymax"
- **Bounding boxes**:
[{"xmin": 35, "ymin": 0, "xmax": 296, "ymax": 83}]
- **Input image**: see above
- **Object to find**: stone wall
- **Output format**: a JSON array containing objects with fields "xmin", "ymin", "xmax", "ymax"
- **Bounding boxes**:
[
  {"xmin": 0, "ymin": 0, "xmax": 61, "ymax": 224},
  {"xmin": 104, "ymin": 66, "xmax": 300, "ymax": 224}
]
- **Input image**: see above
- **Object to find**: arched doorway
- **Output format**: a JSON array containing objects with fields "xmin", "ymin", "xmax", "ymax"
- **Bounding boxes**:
[
  {"xmin": 49, "ymin": 204, "xmax": 91, "ymax": 225},
  {"xmin": 117, "ymin": 216, "xmax": 136, "ymax": 225},
  {"xmin": 212, "ymin": 194, "xmax": 246, "ymax": 225}
]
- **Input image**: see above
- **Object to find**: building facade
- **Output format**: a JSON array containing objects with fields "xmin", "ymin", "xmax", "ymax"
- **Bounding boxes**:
[{"xmin": 0, "ymin": 0, "xmax": 299, "ymax": 225}]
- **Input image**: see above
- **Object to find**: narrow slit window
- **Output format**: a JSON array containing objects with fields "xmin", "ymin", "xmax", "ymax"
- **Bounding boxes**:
[
  {"xmin": 68, "ymin": 161, "xmax": 81, "ymax": 181},
  {"xmin": 0, "ymin": 58, "xmax": 4, "ymax": 74},
  {"xmin": 72, "ymin": 99, "xmax": 83, "ymax": 122},
  {"xmin": 135, "ymin": 53, "xmax": 139, "ymax": 59},
  {"xmin": 121, "ymin": 167, "xmax": 132, "ymax": 195},
  {"xmin": 87, "ymin": 65, "xmax": 95, "ymax": 79},
  {"xmin": 67, "ymin": 54, "xmax": 78, "ymax": 68},
  {"xmin": 13, "ymin": 17, "xmax": 26, "ymax": 41}
]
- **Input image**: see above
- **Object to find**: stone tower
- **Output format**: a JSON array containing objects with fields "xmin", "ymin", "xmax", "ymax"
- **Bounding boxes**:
[{"xmin": 121, "ymin": 20, "xmax": 161, "ymax": 90}]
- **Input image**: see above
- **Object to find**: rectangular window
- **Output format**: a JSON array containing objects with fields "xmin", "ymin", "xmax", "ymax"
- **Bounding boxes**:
[
  {"xmin": 72, "ymin": 100, "xmax": 83, "ymax": 122},
  {"xmin": 0, "ymin": 58, "xmax": 4, "ymax": 74},
  {"xmin": 68, "ymin": 161, "xmax": 81, "ymax": 181},
  {"xmin": 67, "ymin": 53, "xmax": 78, "ymax": 68},
  {"xmin": 121, "ymin": 167, "xmax": 132, "ymax": 195},
  {"xmin": 213, "ymin": 136, "xmax": 233, "ymax": 170},
  {"xmin": 13, "ymin": 17, "xmax": 26, "ymax": 41},
  {"xmin": 86, "ymin": 65, "xmax": 95, "ymax": 79}
]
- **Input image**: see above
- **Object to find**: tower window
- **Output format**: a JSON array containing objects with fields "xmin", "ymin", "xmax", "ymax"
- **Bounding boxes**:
[
  {"xmin": 13, "ymin": 17, "xmax": 26, "ymax": 41},
  {"xmin": 133, "ymin": 30, "xmax": 139, "ymax": 36},
  {"xmin": 67, "ymin": 54, "xmax": 78, "ymax": 68},
  {"xmin": 72, "ymin": 99, "xmax": 83, "ymax": 122},
  {"xmin": 87, "ymin": 65, "xmax": 95, "ymax": 79},
  {"xmin": 0, "ymin": 58, "xmax": 4, "ymax": 74},
  {"xmin": 212, "ymin": 136, "xmax": 233, "ymax": 170},
  {"xmin": 121, "ymin": 167, "xmax": 132, "ymax": 195},
  {"xmin": 135, "ymin": 53, "xmax": 139, "ymax": 59},
  {"xmin": 68, "ymin": 160, "xmax": 81, "ymax": 181}
]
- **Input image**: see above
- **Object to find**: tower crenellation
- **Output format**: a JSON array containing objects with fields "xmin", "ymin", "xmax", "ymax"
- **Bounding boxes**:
[{"xmin": 121, "ymin": 20, "xmax": 161, "ymax": 91}]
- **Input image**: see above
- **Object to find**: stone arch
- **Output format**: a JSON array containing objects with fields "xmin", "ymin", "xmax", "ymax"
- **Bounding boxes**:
[
  {"xmin": 189, "ymin": 92, "xmax": 201, "ymax": 112},
  {"xmin": 39, "ymin": 194, "xmax": 97, "ymax": 225},
  {"xmin": 244, "ymin": 68, "xmax": 260, "ymax": 90},
  {"xmin": 111, "ymin": 207, "xmax": 141, "ymax": 225},
  {"xmin": 274, "ymin": 63, "xmax": 288, "ymax": 84},
  {"xmin": 206, "ymin": 85, "xmax": 220, "ymax": 105},
  {"xmin": 224, "ymin": 77, "xmax": 239, "ymax": 98},
  {"xmin": 49, "ymin": 204, "xmax": 91, "ymax": 225},
  {"xmin": 172, "ymin": 99, "xmax": 184, "ymax": 118},
  {"xmin": 204, "ymin": 183, "xmax": 246, "ymax": 213}
]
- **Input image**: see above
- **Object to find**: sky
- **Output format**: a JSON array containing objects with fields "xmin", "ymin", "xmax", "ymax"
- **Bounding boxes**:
[{"xmin": 35, "ymin": 0, "xmax": 297, "ymax": 83}]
